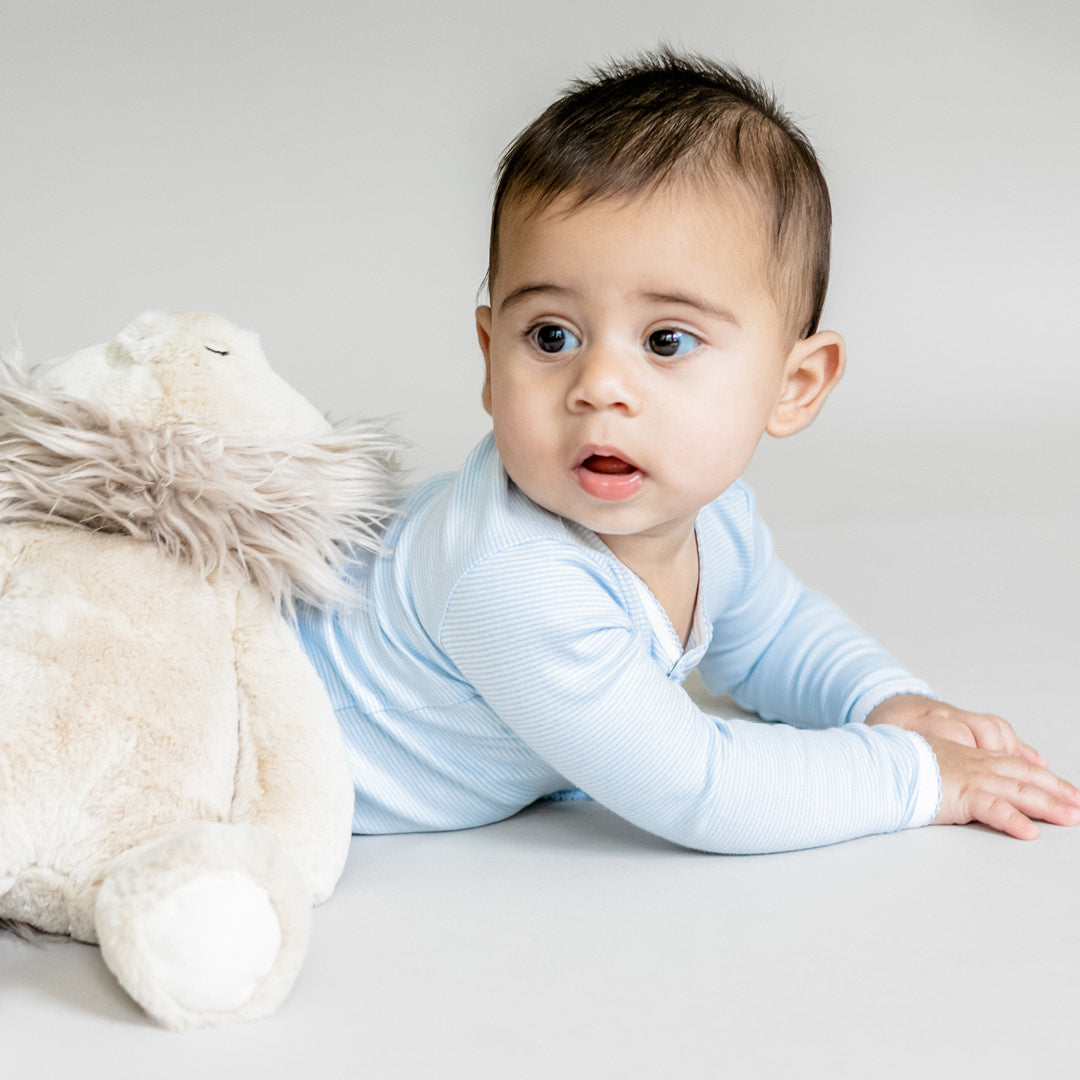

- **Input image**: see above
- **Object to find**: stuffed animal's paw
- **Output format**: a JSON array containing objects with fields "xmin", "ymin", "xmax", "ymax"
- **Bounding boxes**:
[
  {"xmin": 140, "ymin": 870, "xmax": 282, "ymax": 1013},
  {"xmin": 95, "ymin": 823, "xmax": 312, "ymax": 1030}
]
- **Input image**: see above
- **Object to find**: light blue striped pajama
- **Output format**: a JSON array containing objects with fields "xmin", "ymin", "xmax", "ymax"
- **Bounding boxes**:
[{"xmin": 295, "ymin": 434, "xmax": 940, "ymax": 854}]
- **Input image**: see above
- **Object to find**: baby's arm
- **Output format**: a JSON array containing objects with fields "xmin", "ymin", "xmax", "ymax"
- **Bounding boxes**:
[
  {"xmin": 439, "ymin": 543, "xmax": 934, "ymax": 854},
  {"xmin": 687, "ymin": 487, "xmax": 1080, "ymax": 840},
  {"xmin": 713, "ymin": 590, "xmax": 1080, "ymax": 838},
  {"xmin": 866, "ymin": 696, "xmax": 1080, "ymax": 838},
  {"xmin": 697, "ymin": 488, "xmax": 936, "ymax": 729}
]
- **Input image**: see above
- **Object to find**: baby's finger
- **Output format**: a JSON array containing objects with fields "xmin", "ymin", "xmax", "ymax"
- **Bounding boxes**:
[
  {"xmin": 1012, "ymin": 779, "xmax": 1080, "ymax": 827},
  {"xmin": 1018, "ymin": 743, "xmax": 1049, "ymax": 768},
  {"xmin": 983, "ymin": 760, "xmax": 1080, "ymax": 827},
  {"xmin": 969, "ymin": 790, "xmax": 1040, "ymax": 840},
  {"xmin": 965, "ymin": 712, "xmax": 1020, "ymax": 754}
]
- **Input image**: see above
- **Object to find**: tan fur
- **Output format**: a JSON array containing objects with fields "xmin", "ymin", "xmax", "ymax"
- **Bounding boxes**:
[{"xmin": 0, "ymin": 350, "xmax": 400, "ymax": 612}]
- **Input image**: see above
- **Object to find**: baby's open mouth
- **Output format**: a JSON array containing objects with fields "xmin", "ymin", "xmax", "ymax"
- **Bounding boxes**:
[
  {"xmin": 574, "ymin": 449, "xmax": 644, "ymax": 501},
  {"xmin": 582, "ymin": 454, "xmax": 637, "ymax": 475}
]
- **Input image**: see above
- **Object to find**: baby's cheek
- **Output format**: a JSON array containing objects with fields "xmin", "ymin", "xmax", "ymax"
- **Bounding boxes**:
[{"xmin": 492, "ymin": 416, "xmax": 543, "ymax": 483}]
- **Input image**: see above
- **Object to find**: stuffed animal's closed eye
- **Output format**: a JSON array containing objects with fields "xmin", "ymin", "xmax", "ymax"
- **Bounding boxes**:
[{"xmin": 0, "ymin": 311, "xmax": 401, "ymax": 1030}]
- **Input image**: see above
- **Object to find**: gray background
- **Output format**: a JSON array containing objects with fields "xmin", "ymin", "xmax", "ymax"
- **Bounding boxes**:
[
  {"xmin": 2, "ymin": 0, "xmax": 1077, "ymax": 523},
  {"xmin": 3, "ymin": 2, "xmax": 1079, "ymax": 1076}
]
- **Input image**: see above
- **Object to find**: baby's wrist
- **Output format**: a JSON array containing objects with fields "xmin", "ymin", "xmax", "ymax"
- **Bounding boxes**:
[{"xmin": 853, "ymin": 685, "xmax": 937, "ymax": 727}]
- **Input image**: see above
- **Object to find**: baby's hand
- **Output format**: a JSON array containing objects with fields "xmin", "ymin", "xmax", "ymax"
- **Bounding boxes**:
[
  {"xmin": 924, "ymin": 735, "xmax": 1080, "ymax": 839},
  {"xmin": 866, "ymin": 695, "xmax": 1080, "ymax": 839},
  {"xmin": 866, "ymin": 694, "xmax": 1046, "ymax": 765}
]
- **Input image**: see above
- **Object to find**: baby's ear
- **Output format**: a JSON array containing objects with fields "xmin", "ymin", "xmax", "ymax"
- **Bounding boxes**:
[
  {"xmin": 476, "ymin": 306, "xmax": 493, "ymax": 416},
  {"xmin": 766, "ymin": 331, "xmax": 845, "ymax": 438}
]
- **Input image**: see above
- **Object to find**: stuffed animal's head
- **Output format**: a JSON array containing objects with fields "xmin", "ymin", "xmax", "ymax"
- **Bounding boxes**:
[
  {"xmin": 0, "ymin": 311, "xmax": 402, "ymax": 609},
  {"xmin": 41, "ymin": 311, "xmax": 332, "ymax": 441}
]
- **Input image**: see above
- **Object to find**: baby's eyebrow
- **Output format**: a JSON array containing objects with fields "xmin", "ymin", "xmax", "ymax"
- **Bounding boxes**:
[
  {"xmin": 498, "ymin": 283, "xmax": 570, "ymax": 313},
  {"xmin": 498, "ymin": 284, "xmax": 741, "ymax": 328},
  {"xmin": 640, "ymin": 292, "xmax": 741, "ymax": 327}
]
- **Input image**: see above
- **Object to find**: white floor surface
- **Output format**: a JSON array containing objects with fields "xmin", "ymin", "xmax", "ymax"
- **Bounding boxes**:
[{"xmin": 4, "ymin": 506, "xmax": 1078, "ymax": 1079}]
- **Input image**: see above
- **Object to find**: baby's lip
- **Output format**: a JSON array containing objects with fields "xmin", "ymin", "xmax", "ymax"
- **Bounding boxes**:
[{"xmin": 574, "ymin": 445, "xmax": 643, "ymax": 474}]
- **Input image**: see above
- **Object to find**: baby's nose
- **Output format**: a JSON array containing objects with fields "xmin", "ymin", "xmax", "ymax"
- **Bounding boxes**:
[{"xmin": 566, "ymin": 346, "xmax": 642, "ymax": 415}]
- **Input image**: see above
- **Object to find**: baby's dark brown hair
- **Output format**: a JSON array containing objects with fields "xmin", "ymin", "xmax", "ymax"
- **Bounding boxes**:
[{"xmin": 488, "ymin": 48, "xmax": 832, "ymax": 341}]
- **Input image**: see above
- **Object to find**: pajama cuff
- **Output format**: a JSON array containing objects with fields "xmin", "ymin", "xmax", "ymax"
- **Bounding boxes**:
[{"xmin": 903, "ymin": 731, "xmax": 942, "ymax": 829}]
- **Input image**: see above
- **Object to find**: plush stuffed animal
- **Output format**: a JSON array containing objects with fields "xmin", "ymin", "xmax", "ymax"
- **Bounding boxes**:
[{"xmin": 0, "ymin": 311, "xmax": 400, "ymax": 1030}]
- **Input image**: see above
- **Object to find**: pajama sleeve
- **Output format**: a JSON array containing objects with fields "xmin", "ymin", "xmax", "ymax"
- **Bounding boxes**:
[
  {"xmin": 438, "ymin": 539, "xmax": 938, "ymax": 855},
  {"xmin": 696, "ymin": 485, "xmax": 936, "ymax": 727}
]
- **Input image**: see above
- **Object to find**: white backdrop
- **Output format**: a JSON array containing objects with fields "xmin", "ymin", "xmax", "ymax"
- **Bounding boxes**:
[
  {"xmin": 2, "ymin": 0, "xmax": 1077, "ymax": 525},
  {"xmin": 3, "ymin": 7, "xmax": 1080, "ymax": 1072}
]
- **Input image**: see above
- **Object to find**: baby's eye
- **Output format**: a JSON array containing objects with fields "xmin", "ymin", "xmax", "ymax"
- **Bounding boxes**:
[
  {"xmin": 532, "ymin": 324, "xmax": 581, "ymax": 354},
  {"xmin": 647, "ymin": 329, "xmax": 699, "ymax": 358}
]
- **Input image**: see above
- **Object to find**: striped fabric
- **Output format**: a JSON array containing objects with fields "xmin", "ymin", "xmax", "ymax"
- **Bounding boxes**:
[{"xmin": 295, "ymin": 434, "xmax": 939, "ymax": 854}]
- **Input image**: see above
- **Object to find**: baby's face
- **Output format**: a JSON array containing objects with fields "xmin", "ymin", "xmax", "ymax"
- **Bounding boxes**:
[{"xmin": 477, "ymin": 182, "xmax": 801, "ymax": 561}]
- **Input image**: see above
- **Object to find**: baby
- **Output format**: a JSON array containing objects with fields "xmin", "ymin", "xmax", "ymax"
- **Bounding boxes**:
[{"xmin": 297, "ymin": 51, "xmax": 1079, "ymax": 852}]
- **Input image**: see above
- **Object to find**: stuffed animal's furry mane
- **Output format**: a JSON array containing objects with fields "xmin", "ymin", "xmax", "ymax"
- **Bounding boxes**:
[{"xmin": 0, "ymin": 351, "xmax": 402, "ymax": 611}]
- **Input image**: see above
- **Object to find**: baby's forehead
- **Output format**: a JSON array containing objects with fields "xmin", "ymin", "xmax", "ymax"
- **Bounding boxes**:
[
  {"xmin": 502, "ymin": 175, "xmax": 771, "ymax": 246},
  {"xmin": 496, "ymin": 181, "xmax": 774, "ymax": 280}
]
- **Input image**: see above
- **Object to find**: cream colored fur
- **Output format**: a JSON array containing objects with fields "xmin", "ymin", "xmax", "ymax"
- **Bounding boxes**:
[{"xmin": 0, "ymin": 312, "xmax": 401, "ymax": 1030}]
